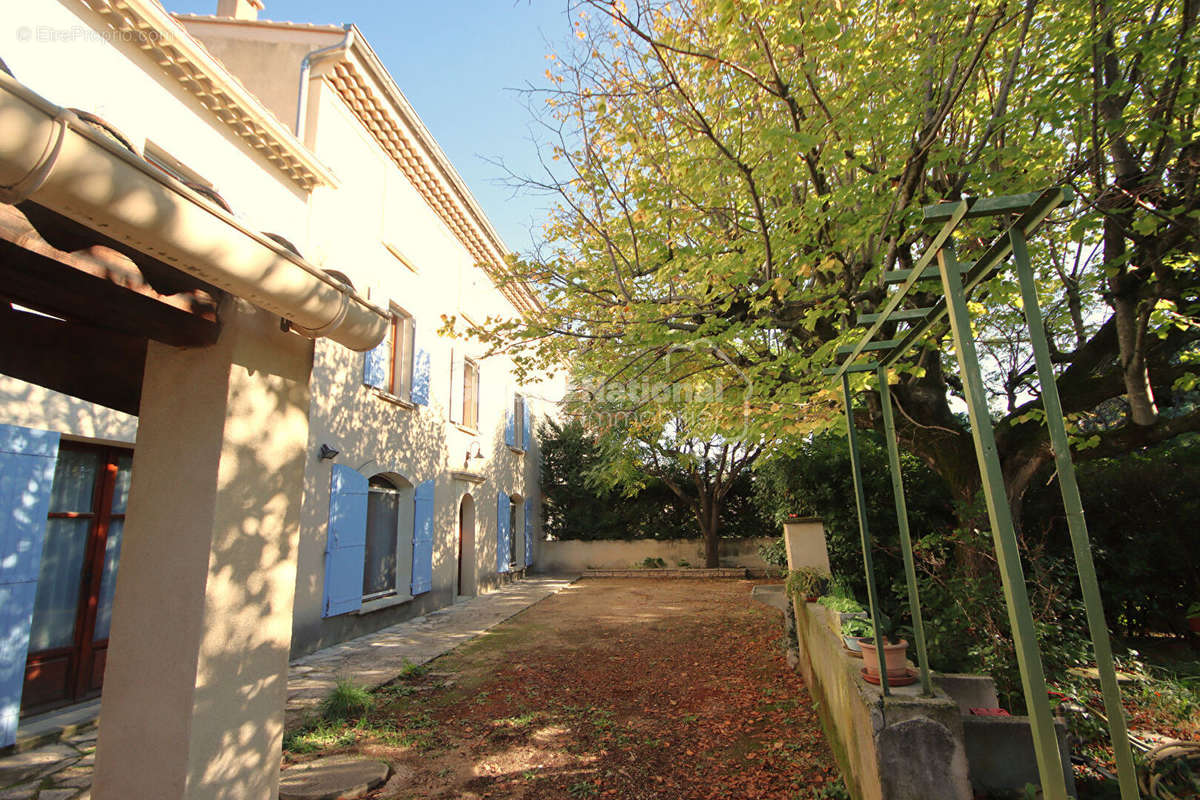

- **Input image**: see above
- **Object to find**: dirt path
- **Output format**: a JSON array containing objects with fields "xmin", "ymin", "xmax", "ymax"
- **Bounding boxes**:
[{"xmin": 288, "ymin": 578, "xmax": 841, "ymax": 799}]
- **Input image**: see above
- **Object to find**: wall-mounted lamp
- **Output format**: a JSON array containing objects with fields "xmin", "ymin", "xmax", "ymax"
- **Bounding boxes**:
[
  {"xmin": 318, "ymin": 444, "xmax": 340, "ymax": 461},
  {"xmin": 463, "ymin": 442, "xmax": 483, "ymax": 470}
]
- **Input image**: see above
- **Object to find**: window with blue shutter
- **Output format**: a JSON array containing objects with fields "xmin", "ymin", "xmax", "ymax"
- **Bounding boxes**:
[
  {"xmin": 522, "ymin": 398, "xmax": 532, "ymax": 451},
  {"xmin": 363, "ymin": 336, "xmax": 388, "ymax": 390},
  {"xmin": 0, "ymin": 424, "xmax": 59, "ymax": 747},
  {"xmin": 497, "ymin": 490, "xmax": 510, "ymax": 573},
  {"xmin": 524, "ymin": 498, "xmax": 533, "ymax": 567},
  {"xmin": 412, "ymin": 344, "xmax": 430, "ymax": 406},
  {"xmin": 410, "ymin": 480, "xmax": 434, "ymax": 595},
  {"xmin": 323, "ymin": 465, "xmax": 368, "ymax": 617},
  {"xmin": 504, "ymin": 393, "xmax": 516, "ymax": 448}
]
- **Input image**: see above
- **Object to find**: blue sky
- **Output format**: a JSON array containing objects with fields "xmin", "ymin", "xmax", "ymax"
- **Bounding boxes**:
[{"xmin": 165, "ymin": 0, "xmax": 572, "ymax": 254}]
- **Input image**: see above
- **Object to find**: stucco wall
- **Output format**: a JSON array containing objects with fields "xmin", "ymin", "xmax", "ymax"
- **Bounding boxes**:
[
  {"xmin": 537, "ymin": 537, "xmax": 776, "ymax": 572},
  {"xmin": 286, "ymin": 78, "xmax": 558, "ymax": 657},
  {"xmin": 0, "ymin": 377, "xmax": 136, "ymax": 445}
]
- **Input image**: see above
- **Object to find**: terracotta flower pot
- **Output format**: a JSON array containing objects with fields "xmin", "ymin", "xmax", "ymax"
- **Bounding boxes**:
[{"xmin": 858, "ymin": 638, "xmax": 910, "ymax": 679}]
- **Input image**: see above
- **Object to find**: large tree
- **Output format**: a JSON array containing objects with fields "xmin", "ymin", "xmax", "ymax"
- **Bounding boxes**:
[{"xmin": 469, "ymin": 0, "xmax": 1199, "ymax": 531}]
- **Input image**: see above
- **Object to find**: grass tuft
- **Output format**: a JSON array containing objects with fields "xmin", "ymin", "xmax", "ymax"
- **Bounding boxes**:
[
  {"xmin": 399, "ymin": 658, "xmax": 429, "ymax": 680},
  {"xmin": 320, "ymin": 678, "xmax": 373, "ymax": 722}
]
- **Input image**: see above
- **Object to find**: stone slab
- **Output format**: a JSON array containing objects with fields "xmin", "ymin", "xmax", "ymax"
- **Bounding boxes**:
[
  {"xmin": 751, "ymin": 584, "xmax": 789, "ymax": 611},
  {"xmin": 0, "ymin": 744, "xmax": 79, "ymax": 785},
  {"xmin": 279, "ymin": 755, "xmax": 389, "ymax": 800},
  {"xmin": 38, "ymin": 790, "xmax": 80, "ymax": 800},
  {"xmin": 0, "ymin": 782, "xmax": 38, "ymax": 800}
]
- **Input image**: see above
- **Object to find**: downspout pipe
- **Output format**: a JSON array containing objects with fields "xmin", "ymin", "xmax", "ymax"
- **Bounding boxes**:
[
  {"xmin": 0, "ymin": 70, "xmax": 388, "ymax": 352},
  {"xmin": 296, "ymin": 25, "xmax": 354, "ymax": 142}
]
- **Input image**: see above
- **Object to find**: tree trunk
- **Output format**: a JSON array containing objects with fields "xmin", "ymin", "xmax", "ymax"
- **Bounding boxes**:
[{"xmin": 696, "ymin": 492, "xmax": 721, "ymax": 568}]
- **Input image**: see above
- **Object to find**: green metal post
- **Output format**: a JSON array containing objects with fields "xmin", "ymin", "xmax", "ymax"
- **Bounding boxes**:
[
  {"xmin": 841, "ymin": 373, "xmax": 891, "ymax": 696},
  {"xmin": 937, "ymin": 244, "xmax": 1069, "ymax": 800},
  {"xmin": 1010, "ymin": 230, "xmax": 1141, "ymax": 799},
  {"xmin": 876, "ymin": 365, "xmax": 933, "ymax": 695}
]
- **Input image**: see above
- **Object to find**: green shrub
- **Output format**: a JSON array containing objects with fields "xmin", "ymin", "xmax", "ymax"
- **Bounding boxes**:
[
  {"xmin": 758, "ymin": 536, "xmax": 788, "ymax": 567},
  {"xmin": 1022, "ymin": 433, "xmax": 1200, "ymax": 636},
  {"xmin": 754, "ymin": 431, "xmax": 956, "ymax": 603},
  {"xmin": 841, "ymin": 617, "xmax": 873, "ymax": 638},
  {"xmin": 786, "ymin": 566, "xmax": 830, "ymax": 599},
  {"xmin": 819, "ymin": 595, "xmax": 864, "ymax": 614},
  {"xmin": 398, "ymin": 658, "xmax": 428, "ymax": 680},
  {"xmin": 639, "ymin": 556, "xmax": 667, "ymax": 569}
]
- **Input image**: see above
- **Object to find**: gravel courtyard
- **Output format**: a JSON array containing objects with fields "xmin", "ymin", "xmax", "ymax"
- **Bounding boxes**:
[{"xmin": 287, "ymin": 578, "xmax": 841, "ymax": 799}]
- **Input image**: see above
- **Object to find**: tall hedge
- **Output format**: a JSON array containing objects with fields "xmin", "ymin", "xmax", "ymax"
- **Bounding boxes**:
[{"xmin": 539, "ymin": 418, "xmax": 771, "ymax": 541}]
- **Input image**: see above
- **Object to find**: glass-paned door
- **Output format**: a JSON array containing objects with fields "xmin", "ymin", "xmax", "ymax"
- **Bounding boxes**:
[{"xmin": 22, "ymin": 443, "xmax": 132, "ymax": 714}]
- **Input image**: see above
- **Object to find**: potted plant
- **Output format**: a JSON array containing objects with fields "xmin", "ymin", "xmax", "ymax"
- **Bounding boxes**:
[
  {"xmin": 1187, "ymin": 602, "xmax": 1200, "ymax": 634},
  {"xmin": 787, "ymin": 566, "xmax": 830, "ymax": 602},
  {"xmin": 841, "ymin": 617, "xmax": 872, "ymax": 653},
  {"xmin": 818, "ymin": 595, "xmax": 865, "ymax": 614},
  {"xmin": 857, "ymin": 612, "xmax": 913, "ymax": 684}
]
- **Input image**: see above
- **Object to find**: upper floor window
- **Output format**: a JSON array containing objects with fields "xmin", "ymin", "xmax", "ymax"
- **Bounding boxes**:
[
  {"xmin": 463, "ymin": 359, "xmax": 480, "ymax": 430},
  {"xmin": 388, "ymin": 305, "xmax": 415, "ymax": 400},
  {"xmin": 513, "ymin": 393, "xmax": 526, "ymax": 447},
  {"xmin": 364, "ymin": 305, "xmax": 419, "ymax": 404}
]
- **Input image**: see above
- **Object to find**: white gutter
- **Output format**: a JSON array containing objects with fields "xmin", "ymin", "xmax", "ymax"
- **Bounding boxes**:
[
  {"xmin": 0, "ymin": 71, "xmax": 388, "ymax": 352},
  {"xmin": 296, "ymin": 25, "xmax": 356, "ymax": 142}
]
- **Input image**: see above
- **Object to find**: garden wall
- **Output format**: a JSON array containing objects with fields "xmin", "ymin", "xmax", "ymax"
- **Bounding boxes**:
[
  {"xmin": 535, "ymin": 536, "xmax": 775, "ymax": 572},
  {"xmin": 780, "ymin": 521, "xmax": 1076, "ymax": 799},
  {"xmin": 782, "ymin": 521, "xmax": 972, "ymax": 800},
  {"xmin": 791, "ymin": 597, "xmax": 972, "ymax": 800}
]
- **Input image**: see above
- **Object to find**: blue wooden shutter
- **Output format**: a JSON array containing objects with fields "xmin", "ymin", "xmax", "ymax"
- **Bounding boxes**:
[
  {"xmin": 524, "ymin": 498, "xmax": 533, "ymax": 567},
  {"xmin": 411, "ymin": 325, "xmax": 431, "ymax": 406},
  {"xmin": 323, "ymin": 465, "xmax": 367, "ymax": 617},
  {"xmin": 448, "ymin": 348, "xmax": 463, "ymax": 424},
  {"xmin": 522, "ymin": 398, "xmax": 532, "ymax": 451},
  {"xmin": 410, "ymin": 480, "xmax": 434, "ymax": 595},
  {"xmin": 363, "ymin": 334, "xmax": 388, "ymax": 390},
  {"xmin": 497, "ymin": 490, "xmax": 510, "ymax": 573},
  {"xmin": 0, "ymin": 424, "xmax": 59, "ymax": 747},
  {"xmin": 504, "ymin": 391, "xmax": 516, "ymax": 448}
]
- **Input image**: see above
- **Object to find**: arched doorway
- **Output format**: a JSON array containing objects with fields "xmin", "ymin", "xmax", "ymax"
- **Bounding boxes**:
[{"xmin": 458, "ymin": 494, "xmax": 476, "ymax": 596}]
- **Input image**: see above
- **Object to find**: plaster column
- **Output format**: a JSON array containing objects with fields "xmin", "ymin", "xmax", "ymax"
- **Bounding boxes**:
[
  {"xmin": 782, "ymin": 518, "xmax": 832, "ymax": 573},
  {"xmin": 92, "ymin": 299, "xmax": 313, "ymax": 800}
]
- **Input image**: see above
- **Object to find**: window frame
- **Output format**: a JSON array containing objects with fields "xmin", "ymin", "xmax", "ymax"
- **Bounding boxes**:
[
  {"xmin": 362, "ymin": 475, "xmax": 401, "ymax": 602},
  {"xmin": 512, "ymin": 392, "xmax": 526, "ymax": 451},
  {"xmin": 387, "ymin": 304, "xmax": 415, "ymax": 402},
  {"xmin": 463, "ymin": 358, "xmax": 480, "ymax": 431}
]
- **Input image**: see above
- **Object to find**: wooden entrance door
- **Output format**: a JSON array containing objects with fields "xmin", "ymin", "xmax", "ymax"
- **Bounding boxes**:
[
  {"xmin": 457, "ymin": 501, "xmax": 466, "ymax": 595},
  {"xmin": 21, "ymin": 443, "xmax": 131, "ymax": 714}
]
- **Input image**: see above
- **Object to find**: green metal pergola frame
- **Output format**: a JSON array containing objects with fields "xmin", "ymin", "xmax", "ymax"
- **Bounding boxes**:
[{"xmin": 822, "ymin": 188, "xmax": 1140, "ymax": 800}]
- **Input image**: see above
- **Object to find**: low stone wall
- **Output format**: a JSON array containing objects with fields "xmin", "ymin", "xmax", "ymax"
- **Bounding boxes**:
[
  {"xmin": 791, "ymin": 597, "xmax": 972, "ymax": 800},
  {"xmin": 536, "ymin": 536, "xmax": 776, "ymax": 572},
  {"xmin": 780, "ymin": 519, "xmax": 1076, "ymax": 799},
  {"xmin": 580, "ymin": 567, "xmax": 748, "ymax": 579}
]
